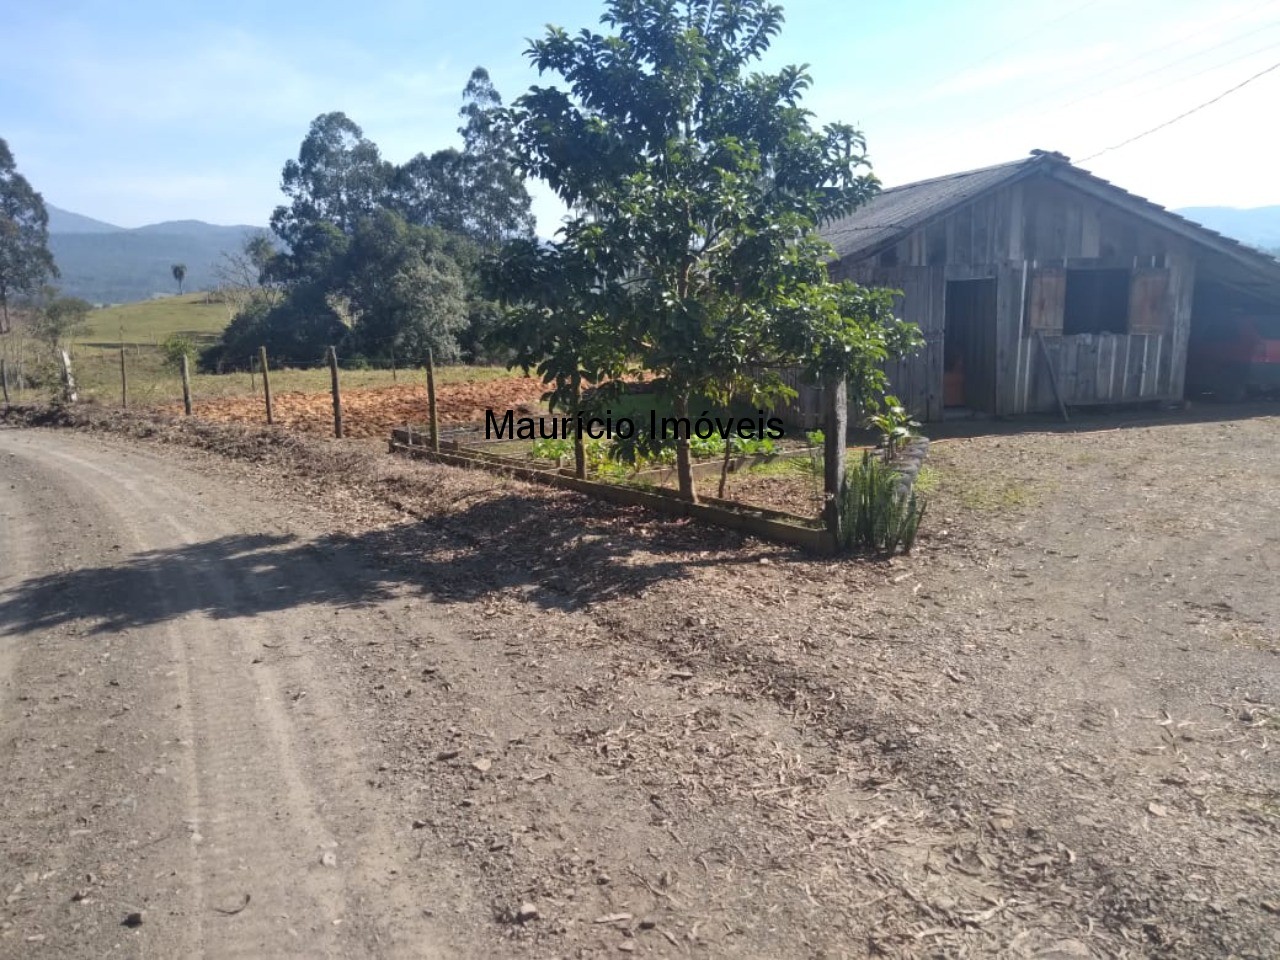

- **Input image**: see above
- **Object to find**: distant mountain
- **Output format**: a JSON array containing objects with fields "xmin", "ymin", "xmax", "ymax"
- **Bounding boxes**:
[
  {"xmin": 1175, "ymin": 205, "xmax": 1280, "ymax": 253},
  {"xmin": 46, "ymin": 205, "xmax": 125, "ymax": 235},
  {"xmin": 45, "ymin": 204, "xmax": 266, "ymax": 304}
]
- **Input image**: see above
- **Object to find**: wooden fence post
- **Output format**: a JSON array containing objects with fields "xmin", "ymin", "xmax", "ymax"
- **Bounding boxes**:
[
  {"xmin": 1, "ymin": 358, "xmax": 9, "ymax": 406},
  {"xmin": 180, "ymin": 354, "xmax": 193, "ymax": 416},
  {"xmin": 426, "ymin": 348, "xmax": 440, "ymax": 452},
  {"xmin": 328, "ymin": 345, "xmax": 343, "ymax": 438},
  {"xmin": 823, "ymin": 377, "xmax": 848, "ymax": 540},
  {"xmin": 119, "ymin": 346, "xmax": 128, "ymax": 409},
  {"xmin": 60, "ymin": 349, "xmax": 78, "ymax": 403},
  {"xmin": 250, "ymin": 356, "xmax": 256, "ymax": 392},
  {"xmin": 390, "ymin": 348, "xmax": 397, "ymax": 383},
  {"xmin": 259, "ymin": 345, "xmax": 274, "ymax": 425}
]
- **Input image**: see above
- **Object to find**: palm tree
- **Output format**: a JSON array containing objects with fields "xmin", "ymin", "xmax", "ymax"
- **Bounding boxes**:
[{"xmin": 171, "ymin": 263, "xmax": 187, "ymax": 295}]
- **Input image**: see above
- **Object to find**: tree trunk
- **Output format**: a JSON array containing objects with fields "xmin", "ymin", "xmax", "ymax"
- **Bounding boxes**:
[
  {"xmin": 823, "ymin": 377, "xmax": 848, "ymax": 538},
  {"xmin": 572, "ymin": 373, "xmax": 586, "ymax": 479},
  {"xmin": 0, "ymin": 292, "xmax": 9, "ymax": 335},
  {"xmin": 673, "ymin": 391, "xmax": 697, "ymax": 502},
  {"xmin": 718, "ymin": 434, "xmax": 734, "ymax": 499}
]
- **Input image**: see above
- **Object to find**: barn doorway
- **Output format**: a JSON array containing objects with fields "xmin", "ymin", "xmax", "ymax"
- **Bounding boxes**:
[{"xmin": 944, "ymin": 278, "xmax": 998, "ymax": 413}]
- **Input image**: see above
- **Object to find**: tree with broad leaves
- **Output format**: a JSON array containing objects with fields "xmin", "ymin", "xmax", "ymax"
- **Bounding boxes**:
[
  {"xmin": 171, "ymin": 263, "xmax": 187, "ymax": 295},
  {"xmin": 486, "ymin": 238, "xmax": 629, "ymax": 478},
  {"xmin": 0, "ymin": 138, "xmax": 58, "ymax": 335},
  {"xmin": 502, "ymin": 0, "xmax": 921, "ymax": 502},
  {"xmin": 31, "ymin": 293, "xmax": 92, "ymax": 346},
  {"xmin": 339, "ymin": 209, "xmax": 470, "ymax": 364}
]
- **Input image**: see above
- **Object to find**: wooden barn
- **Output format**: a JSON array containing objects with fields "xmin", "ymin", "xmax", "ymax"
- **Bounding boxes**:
[{"xmin": 819, "ymin": 150, "xmax": 1280, "ymax": 422}]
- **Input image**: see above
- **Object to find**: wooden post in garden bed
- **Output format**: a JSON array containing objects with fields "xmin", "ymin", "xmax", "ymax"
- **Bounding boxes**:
[
  {"xmin": 822, "ymin": 377, "xmax": 848, "ymax": 537},
  {"xmin": 425, "ymin": 348, "xmax": 440, "ymax": 452},
  {"xmin": 119, "ymin": 347, "xmax": 128, "ymax": 409}
]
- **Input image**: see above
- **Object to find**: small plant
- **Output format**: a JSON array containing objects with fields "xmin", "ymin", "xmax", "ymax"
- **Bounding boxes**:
[
  {"xmin": 865, "ymin": 395, "xmax": 920, "ymax": 460},
  {"xmin": 688, "ymin": 434, "xmax": 727, "ymax": 459},
  {"xmin": 529, "ymin": 437, "xmax": 573, "ymax": 462},
  {"xmin": 731, "ymin": 435, "xmax": 776, "ymax": 456},
  {"xmin": 839, "ymin": 451, "xmax": 926, "ymax": 555}
]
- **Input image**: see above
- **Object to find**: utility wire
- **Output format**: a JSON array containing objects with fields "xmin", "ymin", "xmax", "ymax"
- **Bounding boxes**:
[
  {"xmin": 908, "ymin": 0, "xmax": 1280, "ymax": 155},
  {"xmin": 1049, "ymin": 24, "xmax": 1280, "ymax": 118},
  {"xmin": 1081, "ymin": 58, "xmax": 1280, "ymax": 161}
]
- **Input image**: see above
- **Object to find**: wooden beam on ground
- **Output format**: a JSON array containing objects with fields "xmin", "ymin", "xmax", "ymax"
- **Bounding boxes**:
[{"xmin": 1035, "ymin": 331, "xmax": 1070, "ymax": 422}]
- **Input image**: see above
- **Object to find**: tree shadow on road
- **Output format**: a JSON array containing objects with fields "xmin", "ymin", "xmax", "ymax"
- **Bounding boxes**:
[{"xmin": 0, "ymin": 490, "xmax": 793, "ymax": 636}]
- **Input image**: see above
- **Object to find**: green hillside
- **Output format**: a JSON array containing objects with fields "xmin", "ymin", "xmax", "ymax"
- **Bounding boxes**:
[{"xmin": 80, "ymin": 294, "xmax": 232, "ymax": 348}]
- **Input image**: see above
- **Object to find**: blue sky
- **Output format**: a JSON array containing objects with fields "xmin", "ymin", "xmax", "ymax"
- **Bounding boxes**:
[{"xmin": 3, "ymin": 0, "xmax": 1279, "ymax": 231}]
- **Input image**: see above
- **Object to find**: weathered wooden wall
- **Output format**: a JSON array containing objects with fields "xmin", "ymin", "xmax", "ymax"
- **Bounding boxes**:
[
  {"xmin": 1011, "ymin": 332, "xmax": 1176, "ymax": 413},
  {"xmin": 828, "ymin": 173, "xmax": 1199, "ymax": 421}
]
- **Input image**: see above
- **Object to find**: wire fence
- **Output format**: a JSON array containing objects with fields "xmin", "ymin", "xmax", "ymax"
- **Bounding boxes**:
[{"xmin": 0, "ymin": 334, "xmax": 521, "ymax": 442}]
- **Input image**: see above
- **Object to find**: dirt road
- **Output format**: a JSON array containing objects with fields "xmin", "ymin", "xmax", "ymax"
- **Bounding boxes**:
[
  {"xmin": 1, "ymin": 410, "xmax": 1278, "ymax": 959},
  {"xmin": 0, "ymin": 428, "xmax": 470, "ymax": 958}
]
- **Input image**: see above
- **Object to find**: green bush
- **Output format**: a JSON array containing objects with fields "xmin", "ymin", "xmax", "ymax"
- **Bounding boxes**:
[
  {"xmin": 160, "ymin": 334, "xmax": 197, "ymax": 371},
  {"xmin": 839, "ymin": 451, "xmax": 926, "ymax": 555},
  {"xmin": 529, "ymin": 437, "xmax": 572, "ymax": 461}
]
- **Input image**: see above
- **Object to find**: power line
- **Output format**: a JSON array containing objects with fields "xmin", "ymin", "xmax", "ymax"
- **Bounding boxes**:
[
  {"xmin": 1049, "ymin": 24, "xmax": 1280, "ymax": 118},
  {"xmin": 906, "ymin": 0, "xmax": 1280, "ymax": 155},
  {"xmin": 1081, "ymin": 58, "xmax": 1280, "ymax": 161}
]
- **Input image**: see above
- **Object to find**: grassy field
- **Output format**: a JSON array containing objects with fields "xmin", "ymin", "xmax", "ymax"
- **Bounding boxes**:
[{"xmin": 80, "ymin": 293, "xmax": 233, "ymax": 348}]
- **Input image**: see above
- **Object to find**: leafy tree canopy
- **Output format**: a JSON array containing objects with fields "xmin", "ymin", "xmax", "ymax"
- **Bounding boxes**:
[
  {"xmin": 211, "ymin": 69, "xmax": 530, "ymax": 370},
  {"xmin": 0, "ymin": 138, "xmax": 59, "ymax": 334},
  {"xmin": 495, "ymin": 0, "xmax": 922, "ymax": 500},
  {"xmin": 269, "ymin": 113, "xmax": 393, "ymax": 250},
  {"xmin": 340, "ymin": 210, "xmax": 469, "ymax": 362},
  {"xmin": 389, "ymin": 67, "xmax": 535, "ymax": 247},
  {"xmin": 30, "ymin": 293, "xmax": 92, "ymax": 346}
]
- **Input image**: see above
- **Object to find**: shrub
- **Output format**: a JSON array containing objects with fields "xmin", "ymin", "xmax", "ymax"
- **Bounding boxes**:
[
  {"xmin": 865, "ymin": 395, "xmax": 920, "ymax": 459},
  {"xmin": 160, "ymin": 334, "xmax": 197, "ymax": 371},
  {"xmin": 529, "ymin": 437, "xmax": 572, "ymax": 461},
  {"xmin": 838, "ymin": 451, "xmax": 926, "ymax": 555}
]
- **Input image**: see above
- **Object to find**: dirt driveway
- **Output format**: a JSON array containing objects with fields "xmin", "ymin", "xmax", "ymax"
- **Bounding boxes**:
[{"xmin": 0, "ymin": 406, "xmax": 1277, "ymax": 958}]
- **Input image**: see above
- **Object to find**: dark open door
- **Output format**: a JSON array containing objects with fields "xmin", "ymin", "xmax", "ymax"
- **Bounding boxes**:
[{"xmin": 944, "ymin": 278, "xmax": 998, "ymax": 413}]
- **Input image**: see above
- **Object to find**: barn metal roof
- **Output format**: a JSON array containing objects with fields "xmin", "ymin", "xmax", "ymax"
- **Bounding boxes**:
[
  {"xmin": 822, "ymin": 157, "xmax": 1036, "ymax": 259},
  {"xmin": 821, "ymin": 151, "xmax": 1280, "ymax": 294}
]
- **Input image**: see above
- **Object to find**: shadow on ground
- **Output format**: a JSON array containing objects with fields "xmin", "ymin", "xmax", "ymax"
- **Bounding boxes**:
[
  {"xmin": 0, "ymin": 491, "xmax": 788, "ymax": 637},
  {"xmin": 917, "ymin": 395, "xmax": 1280, "ymax": 442}
]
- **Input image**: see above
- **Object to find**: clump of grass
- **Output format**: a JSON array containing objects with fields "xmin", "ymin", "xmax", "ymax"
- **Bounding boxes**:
[
  {"xmin": 839, "ymin": 451, "xmax": 926, "ymax": 555},
  {"xmin": 953, "ymin": 476, "xmax": 1035, "ymax": 511}
]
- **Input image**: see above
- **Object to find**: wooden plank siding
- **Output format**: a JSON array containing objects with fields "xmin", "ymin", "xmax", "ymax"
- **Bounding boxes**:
[
  {"xmin": 1011, "ymin": 332, "xmax": 1177, "ymax": 414},
  {"xmin": 825, "ymin": 171, "xmax": 1197, "ymax": 422}
]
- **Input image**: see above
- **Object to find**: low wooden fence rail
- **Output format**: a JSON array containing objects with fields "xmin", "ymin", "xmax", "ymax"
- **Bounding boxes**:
[{"xmin": 388, "ymin": 427, "xmax": 835, "ymax": 554}]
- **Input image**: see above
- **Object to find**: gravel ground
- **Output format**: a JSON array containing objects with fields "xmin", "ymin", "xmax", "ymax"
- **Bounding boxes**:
[{"xmin": 1, "ymin": 401, "xmax": 1276, "ymax": 958}]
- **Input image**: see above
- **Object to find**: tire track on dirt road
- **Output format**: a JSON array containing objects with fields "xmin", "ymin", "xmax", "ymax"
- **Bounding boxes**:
[{"xmin": 0, "ymin": 428, "xmax": 467, "ymax": 959}]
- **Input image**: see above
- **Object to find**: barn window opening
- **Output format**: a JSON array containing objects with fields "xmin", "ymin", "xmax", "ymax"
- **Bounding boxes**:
[{"xmin": 1063, "ymin": 268, "xmax": 1129, "ymax": 335}]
